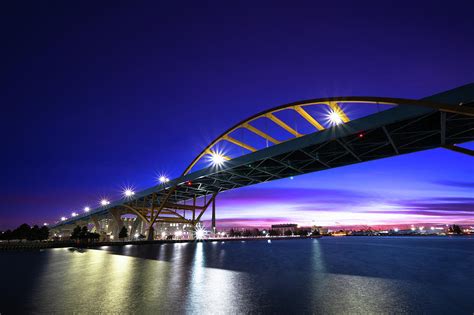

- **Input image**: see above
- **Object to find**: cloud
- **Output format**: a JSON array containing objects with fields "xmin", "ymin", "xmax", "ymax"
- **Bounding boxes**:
[
  {"xmin": 434, "ymin": 180, "xmax": 474, "ymax": 188},
  {"xmin": 397, "ymin": 197, "xmax": 474, "ymax": 213},
  {"xmin": 218, "ymin": 186, "xmax": 374, "ymax": 206}
]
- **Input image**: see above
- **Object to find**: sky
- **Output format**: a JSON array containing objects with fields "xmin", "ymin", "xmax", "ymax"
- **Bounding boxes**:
[{"xmin": 0, "ymin": 0, "xmax": 473, "ymax": 230}]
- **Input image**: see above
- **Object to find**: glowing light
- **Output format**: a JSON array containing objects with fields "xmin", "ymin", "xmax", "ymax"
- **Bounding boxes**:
[
  {"xmin": 327, "ymin": 110, "xmax": 343, "ymax": 125},
  {"xmin": 101, "ymin": 199, "xmax": 110, "ymax": 206},
  {"xmin": 61, "ymin": 217, "xmax": 67, "ymax": 221},
  {"xmin": 84, "ymin": 206, "xmax": 90, "ymax": 212},
  {"xmin": 134, "ymin": 233, "xmax": 139, "ymax": 238},
  {"xmin": 43, "ymin": 222, "xmax": 48, "ymax": 226},
  {"xmin": 194, "ymin": 223, "xmax": 208, "ymax": 240},
  {"xmin": 210, "ymin": 152, "xmax": 226, "ymax": 166},
  {"xmin": 159, "ymin": 175, "xmax": 170, "ymax": 183},
  {"xmin": 71, "ymin": 212, "xmax": 78, "ymax": 217},
  {"xmin": 175, "ymin": 230, "xmax": 183, "ymax": 237},
  {"xmin": 109, "ymin": 235, "xmax": 114, "ymax": 240},
  {"xmin": 123, "ymin": 188, "xmax": 135, "ymax": 198}
]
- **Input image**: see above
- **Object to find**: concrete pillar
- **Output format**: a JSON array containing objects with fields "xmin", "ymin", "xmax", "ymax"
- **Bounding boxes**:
[
  {"xmin": 91, "ymin": 216, "xmax": 101, "ymax": 233},
  {"xmin": 212, "ymin": 196, "xmax": 216, "ymax": 234},
  {"xmin": 147, "ymin": 224, "xmax": 155, "ymax": 241},
  {"xmin": 110, "ymin": 210, "xmax": 124, "ymax": 240}
]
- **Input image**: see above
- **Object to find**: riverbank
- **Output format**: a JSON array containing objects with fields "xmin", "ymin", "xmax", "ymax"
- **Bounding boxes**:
[{"xmin": 0, "ymin": 235, "xmax": 322, "ymax": 251}]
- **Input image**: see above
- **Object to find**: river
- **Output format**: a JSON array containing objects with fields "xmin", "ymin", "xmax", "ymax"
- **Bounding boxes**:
[{"xmin": 0, "ymin": 236, "xmax": 473, "ymax": 314}]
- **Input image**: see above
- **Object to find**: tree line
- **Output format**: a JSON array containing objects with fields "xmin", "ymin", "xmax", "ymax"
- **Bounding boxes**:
[
  {"xmin": 70, "ymin": 226, "xmax": 100, "ymax": 242},
  {"xmin": 0, "ymin": 224, "xmax": 49, "ymax": 241}
]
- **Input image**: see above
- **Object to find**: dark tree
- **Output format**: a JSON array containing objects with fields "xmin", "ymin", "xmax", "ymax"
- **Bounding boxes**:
[
  {"xmin": 297, "ymin": 229, "xmax": 309, "ymax": 236},
  {"xmin": 13, "ymin": 224, "xmax": 31, "ymax": 241},
  {"xmin": 39, "ymin": 226, "xmax": 49, "ymax": 241},
  {"xmin": 449, "ymin": 224, "xmax": 463, "ymax": 234},
  {"xmin": 138, "ymin": 234, "xmax": 146, "ymax": 240},
  {"xmin": 284, "ymin": 229, "xmax": 293, "ymax": 236},
  {"xmin": 28, "ymin": 225, "xmax": 41, "ymax": 241},
  {"xmin": 119, "ymin": 226, "xmax": 128, "ymax": 240},
  {"xmin": 243, "ymin": 229, "xmax": 252, "ymax": 237},
  {"xmin": 312, "ymin": 230, "xmax": 320, "ymax": 236},
  {"xmin": 1, "ymin": 230, "xmax": 13, "ymax": 242},
  {"xmin": 268, "ymin": 229, "xmax": 280, "ymax": 236},
  {"xmin": 80, "ymin": 226, "xmax": 89, "ymax": 240},
  {"xmin": 71, "ymin": 226, "xmax": 82, "ymax": 240},
  {"xmin": 89, "ymin": 232, "xmax": 100, "ymax": 241}
]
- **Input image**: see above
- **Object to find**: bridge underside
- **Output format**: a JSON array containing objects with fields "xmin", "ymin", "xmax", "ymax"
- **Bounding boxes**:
[{"xmin": 51, "ymin": 84, "xmax": 474, "ymax": 238}]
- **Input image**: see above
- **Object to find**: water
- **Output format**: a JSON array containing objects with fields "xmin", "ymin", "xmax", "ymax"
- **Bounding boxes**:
[{"xmin": 1, "ymin": 237, "xmax": 473, "ymax": 314}]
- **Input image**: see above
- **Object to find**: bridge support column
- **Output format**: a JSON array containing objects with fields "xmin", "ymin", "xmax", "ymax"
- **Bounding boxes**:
[
  {"xmin": 212, "ymin": 196, "xmax": 216, "ymax": 234},
  {"xmin": 147, "ymin": 224, "xmax": 155, "ymax": 241},
  {"xmin": 110, "ymin": 210, "xmax": 124, "ymax": 241},
  {"xmin": 91, "ymin": 216, "xmax": 101, "ymax": 234},
  {"xmin": 130, "ymin": 218, "xmax": 141, "ymax": 240}
]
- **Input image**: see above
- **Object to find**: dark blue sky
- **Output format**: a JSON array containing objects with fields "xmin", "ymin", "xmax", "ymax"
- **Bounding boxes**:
[{"xmin": 1, "ymin": 0, "xmax": 473, "ymax": 229}]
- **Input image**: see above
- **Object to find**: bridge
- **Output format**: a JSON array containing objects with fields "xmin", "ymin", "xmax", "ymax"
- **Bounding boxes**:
[{"xmin": 50, "ymin": 84, "xmax": 474, "ymax": 240}]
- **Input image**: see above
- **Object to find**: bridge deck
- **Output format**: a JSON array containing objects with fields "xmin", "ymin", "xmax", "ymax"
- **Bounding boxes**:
[{"xmin": 52, "ymin": 84, "xmax": 474, "ymax": 228}]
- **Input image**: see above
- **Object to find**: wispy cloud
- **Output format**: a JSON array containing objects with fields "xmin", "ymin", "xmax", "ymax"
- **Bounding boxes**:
[{"xmin": 434, "ymin": 180, "xmax": 474, "ymax": 188}]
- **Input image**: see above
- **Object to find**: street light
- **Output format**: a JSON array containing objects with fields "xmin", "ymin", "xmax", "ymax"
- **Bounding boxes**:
[
  {"xmin": 159, "ymin": 175, "xmax": 169, "ymax": 184},
  {"xmin": 327, "ymin": 110, "xmax": 343, "ymax": 125},
  {"xmin": 61, "ymin": 217, "xmax": 67, "ymax": 221},
  {"xmin": 101, "ymin": 199, "xmax": 110, "ymax": 206},
  {"xmin": 210, "ymin": 152, "xmax": 225, "ymax": 166},
  {"xmin": 84, "ymin": 206, "xmax": 90, "ymax": 212},
  {"xmin": 71, "ymin": 212, "xmax": 78, "ymax": 217},
  {"xmin": 123, "ymin": 188, "xmax": 135, "ymax": 198}
]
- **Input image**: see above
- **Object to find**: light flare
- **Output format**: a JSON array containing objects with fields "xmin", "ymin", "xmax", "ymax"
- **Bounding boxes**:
[{"xmin": 327, "ymin": 109, "xmax": 343, "ymax": 125}]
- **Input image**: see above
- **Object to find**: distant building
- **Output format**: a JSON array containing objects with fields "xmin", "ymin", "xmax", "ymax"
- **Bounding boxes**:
[{"xmin": 312, "ymin": 226, "xmax": 329, "ymax": 235}]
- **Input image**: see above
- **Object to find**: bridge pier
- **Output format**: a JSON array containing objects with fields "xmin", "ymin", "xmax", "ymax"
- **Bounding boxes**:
[
  {"xmin": 110, "ymin": 209, "xmax": 124, "ymax": 240},
  {"xmin": 91, "ymin": 216, "xmax": 101, "ymax": 234},
  {"xmin": 212, "ymin": 196, "xmax": 216, "ymax": 235},
  {"xmin": 146, "ymin": 224, "xmax": 155, "ymax": 241},
  {"xmin": 130, "ymin": 217, "xmax": 141, "ymax": 239}
]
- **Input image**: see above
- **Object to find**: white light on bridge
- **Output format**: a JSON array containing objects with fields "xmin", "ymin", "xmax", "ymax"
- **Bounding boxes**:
[
  {"xmin": 101, "ymin": 199, "xmax": 110, "ymax": 206},
  {"xmin": 327, "ymin": 110, "xmax": 343, "ymax": 125},
  {"xmin": 43, "ymin": 222, "xmax": 48, "ymax": 226},
  {"xmin": 159, "ymin": 175, "xmax": 169, "ymax": 184},
  {"xmin": 84, "ymin": 207, "xmax": 90, "ymax": 212},
  {"xmin": 210, "ymin": 152, "xmax": 226, "ymax": 166},
  {"xmin": 71, "ymin": 212, "xmax": 78, "ymax": 217},
  {"xmin": 123, "ymin": 188, "xmax": 135, "ymax": 198},
  {"xmin": 61, "ymin": 217, "xmax": 67, "ymax": 221}
]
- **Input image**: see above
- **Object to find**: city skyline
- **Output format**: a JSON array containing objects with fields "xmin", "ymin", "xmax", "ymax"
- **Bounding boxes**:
[{"xmin": 1, "ymin": 1, "xmax": 473, "ymax": 230}]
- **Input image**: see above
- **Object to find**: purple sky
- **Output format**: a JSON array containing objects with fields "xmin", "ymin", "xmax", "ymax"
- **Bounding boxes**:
[{"xmin": 0, "ymin": 0, "xmax": 473, "ymax": 230}]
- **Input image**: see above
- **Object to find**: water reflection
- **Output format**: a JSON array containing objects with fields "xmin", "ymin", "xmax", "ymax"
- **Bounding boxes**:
[{"xmin": 1, "ymin": 237, "xmax": 473, "ymax": 313}]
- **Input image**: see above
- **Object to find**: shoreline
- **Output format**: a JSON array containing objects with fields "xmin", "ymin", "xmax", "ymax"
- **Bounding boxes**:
[
  {"xmin": 1, "ymin": 234, "xmax": 471, "ymax": 251},
  {"xmin": 0, "ymin": 235, "xmax": 322, "ymax": 251}
]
